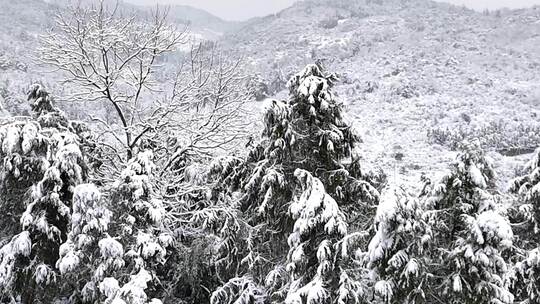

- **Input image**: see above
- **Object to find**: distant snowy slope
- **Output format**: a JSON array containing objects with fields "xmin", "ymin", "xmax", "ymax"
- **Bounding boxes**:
[
  {"xmin": 47, "ymin": 0, "xmax": 239, "ymax": 36},
  {"xmin": 165, "ymin": 5, "xmax": 240, "ymax": 36},
  {"xmin": 0, "ymin": 0, "xmax": 54, "ymax": 58},
  {"xmin": 219, "ymin": 0, "xmax": 540, "ymax": 189}
]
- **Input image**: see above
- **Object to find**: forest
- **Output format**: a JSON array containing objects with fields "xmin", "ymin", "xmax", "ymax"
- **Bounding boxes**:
[{"xmin": 0, "ymin": 1, "xmax": 540, "ymax": 304}]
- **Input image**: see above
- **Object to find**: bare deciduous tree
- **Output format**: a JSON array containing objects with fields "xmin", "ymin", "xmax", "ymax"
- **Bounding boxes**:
[{"xmin": 39, "ymin": 1, "xmax": 252, "ymax": 178}]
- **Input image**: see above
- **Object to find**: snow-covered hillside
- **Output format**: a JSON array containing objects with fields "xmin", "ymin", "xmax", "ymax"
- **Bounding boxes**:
[{"xmin": 221, "ymin": 0, "xmax": 540, "ymax": 189}]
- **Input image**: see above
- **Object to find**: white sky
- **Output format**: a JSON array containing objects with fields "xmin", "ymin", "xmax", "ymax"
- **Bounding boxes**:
[{"xmin": 125, "ymin": 0, "xmax": 540, "ymax": 21}]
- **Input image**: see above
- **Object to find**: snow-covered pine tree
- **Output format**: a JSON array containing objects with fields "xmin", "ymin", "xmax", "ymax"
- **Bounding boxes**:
[
  {"xmin": 423, "ymin": 142, "xmax": 497, "ymax": 235},
  {"xmin": 366, "ymin": 186, "xmax": 431, "ymax": 304},
  {"xmin": 27, "ymin": 84, "xmax": 69, "ymax": 129},
  {"xmin": 508, "ymin": 148, "xmax": 540, "ymax": 303},
  {"xmin": 55, "ymin": 151, "xmax": 168, "ymax": 303},
  {"xmin": 513, "ymin": 248, "xmax": 540, "ymax": 304},
  {"xmin": 284, "ymin": 169, "xmax": 348, "ymax": 303},
  {"xmin": 54, "ymin": 183, "xmax": 125, "ymax": 302},
  {"xmin": 422, "ymin": 141, "xmax": 514, "ymax": 303},
  {"xmin": 29, "ymin": 84, "xmax": 104, "ymax": 182},
  {"xmin": 0, "ymin": 85, "xmax": 88, "ymax": 303},
  {"xmin": 256, "ymin": 63, "xmax": 380, "ymax": 213},
  {"xmin": 101, "ymin": 150, "xmax": 169, "ymax": 304},
  {"xmin": 446, "ymin": 210, "xmax": 514, "ymax": 304},
  {"xmin": 0, "ymin": 119, "xmax": 49, "ymax": 237},
  {"xmin": 510, "ymin": 147, "xmax": 540, "ymax": 244},
  {"xmin": 211, "ymin": 63, "xmax": 381, "ymax": 303},
  {"xmin": 422, "ymin": 141, "xmax": 496, "ymax": 252},
  {"xmin": 210, "ymin": 276, "xmax": 266, "ymax": 304},
  {"xmin": 229, "ymin": 62, "xmax": 381, "ymax": 229},
  {"xmin": 0, "ymin": 85, "xmax": 70, "ymax": 237}
]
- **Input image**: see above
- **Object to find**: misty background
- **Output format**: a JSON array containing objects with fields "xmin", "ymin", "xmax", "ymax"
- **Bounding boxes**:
[{"xmin": 125, "ymin": 0, "xmax": 540, "ymax": 20}]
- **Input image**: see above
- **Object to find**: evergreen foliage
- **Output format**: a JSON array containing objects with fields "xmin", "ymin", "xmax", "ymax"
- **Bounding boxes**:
[
  {"xmin": 509, "ymin": 148, "xmax": 540, "ymax": 303},
  {"xmin": 422, "ymin": 142, "xmax": 514, "ymax": 304},
  {"xmin": 0, "ymin": 85, "xmax": 88, "ymax": 302},
  {"xmin": 210, "ymin": 63, "xmax": 381, "ymax": 303},
  {"xmin": 366, "ymin": 186, "xmax": 431, "ymax": 303},
  {"xmin": 510, "ymin": 147, "xmax": 540, "ymax": 244},
  {"xmin": 1, "ymin": 59, "xmax": 540, "ymax": 304}
]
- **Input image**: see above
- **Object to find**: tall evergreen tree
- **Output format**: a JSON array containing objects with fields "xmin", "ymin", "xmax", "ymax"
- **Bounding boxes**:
[
  {"xmin": 56, "ymin": 151, "xmax": 170, "ymax": 304},
  {"xmin": 366, "ymin": 186, "xmax": 431, "ymax": 304},
  {"xmin": 211, "ymin": 63, "xmax": 381, "ymax": 303},
  {"xmin": 422, "ymin": 142, "xmax": 513, "ymax": 304},
  {"xmin": 0, "ymin": 85, "xmax": 71, "ymax": 237},
  {"xmin": 104, "ymin": 150, "xmax": 169, "ymax": 304},
  {"xmin": 284, "ymin": 169, "xmax": 348, "ymax": 303},
  {"xmin": 510, "ymin": 147, "xmax": 540, "ymax": 244},
  {"xmin": 0, "ymin": 85, "xmax": 88, "ymax": 303},
  {"xmin": 509, "ymin": 148, "xmax": 540, "ymax": 303},
  {"xmin": 55, "ymin": 183, "xmax": 122, "ymax": 303}
]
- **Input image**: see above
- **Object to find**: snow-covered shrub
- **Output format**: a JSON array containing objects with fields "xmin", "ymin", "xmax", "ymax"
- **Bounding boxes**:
[
  {"xmin": 319, "ymin": 16, "xmax": 339, "ymax": 29},
  {"xmin": 246, "ymin": 74, "xmax": 269, "ymax": 101},
  {"xmin": 427, "ymin": 121, "xmax": 540, "ymax": 155},
  {"xmin": 387, "ymin": 78, "xmax": 419, "ymax": 100}
]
